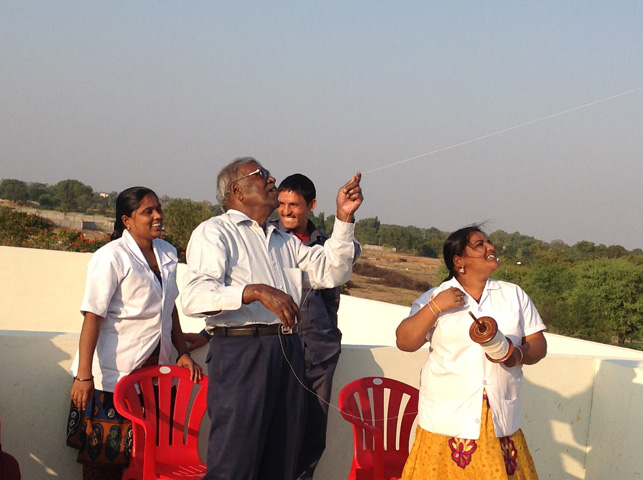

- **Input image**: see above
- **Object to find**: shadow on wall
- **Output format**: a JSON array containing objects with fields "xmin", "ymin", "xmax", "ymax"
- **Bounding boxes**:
[
  {"xmin": 0, "ymin": 334, "xmax": 82, "ymax": 478},
  {"xmin": 516, "ymin": 357, "xmax": 642, "ymax": 480},
  {"xmin": 521, "ymin": 374, "xmax": 590, "ymax": 479},
  {"xmin": 0, "ymin": 333, "xmax": 212, "ymax": 480}
]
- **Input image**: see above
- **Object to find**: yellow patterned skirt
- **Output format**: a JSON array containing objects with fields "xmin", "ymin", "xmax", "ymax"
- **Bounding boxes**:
[{"xmin": 401, "ymin": 395, "xmax": 539, "ymax": 480}]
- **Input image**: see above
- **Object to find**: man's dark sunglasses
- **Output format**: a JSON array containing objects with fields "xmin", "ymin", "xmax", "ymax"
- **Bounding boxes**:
[{"xmin": 233, "ymin": 167, "xmax": 271, "ymax": 183}]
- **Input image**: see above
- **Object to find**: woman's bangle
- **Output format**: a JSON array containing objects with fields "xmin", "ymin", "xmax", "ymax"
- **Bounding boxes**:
[
  {"xmin": 176, "ymin": 351, "xmax": 191, "ymax": 363},
  {"xmin": 427, "ymin": 303, "xmax": 438, "ymax": 317},
  {"xmin": 516, "ymin": 346, "xmax": 524, "ymax": 365},
  {"xmin": 74, "ymin": 376, "xmax": 94, "ymax": 382},
  {"xmin": 430, "ymin": 299, "xmax": 442, "ymax": 313}
]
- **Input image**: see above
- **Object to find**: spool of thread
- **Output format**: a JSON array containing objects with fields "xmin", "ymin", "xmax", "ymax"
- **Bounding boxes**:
[{"xmin": 468, "ymin": 312, "xmax": 514, "ymax": 363}]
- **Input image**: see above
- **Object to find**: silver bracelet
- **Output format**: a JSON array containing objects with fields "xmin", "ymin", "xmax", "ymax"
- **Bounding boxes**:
[
  {"xmin": 516, "ymin": 346, "xmax": 524, "ymax": 364},
  {"xmin": 427, "ymin": 303, "xmax": 438, "ymax": 317}
]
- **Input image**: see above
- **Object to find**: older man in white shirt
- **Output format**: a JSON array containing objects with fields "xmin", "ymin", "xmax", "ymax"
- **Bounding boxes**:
[{"xmin": 182, "ymin": 157, "xmax": 363, "ymax": 480}]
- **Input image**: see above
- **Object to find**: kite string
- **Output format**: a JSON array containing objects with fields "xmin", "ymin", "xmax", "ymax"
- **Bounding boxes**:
[
  {"xmin": 363, "ymin": 86, "xmax": 643, "ymax": 175},
  {"xmin": 273, "ymin": 85, "xmax": 643, "ymax": 423}
]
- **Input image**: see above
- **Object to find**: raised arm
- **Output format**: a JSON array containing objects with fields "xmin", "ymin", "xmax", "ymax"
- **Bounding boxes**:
[{"xmin": 335, "ymin": 172, "xmax": 363, "ymax": 223}]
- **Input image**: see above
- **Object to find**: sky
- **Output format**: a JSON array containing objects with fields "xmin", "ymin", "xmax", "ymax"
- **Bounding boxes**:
[{"xmin": 2, "ymin": 1, "xmax": 642, "ymax": 249}]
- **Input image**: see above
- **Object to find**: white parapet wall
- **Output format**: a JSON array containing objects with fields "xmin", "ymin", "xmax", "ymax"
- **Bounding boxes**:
[{"xmin": 1, "ymin": 246, "xmax": 643, "ymax": 479}]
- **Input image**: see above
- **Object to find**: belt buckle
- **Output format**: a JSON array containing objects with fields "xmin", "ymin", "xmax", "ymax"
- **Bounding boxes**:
[{"xmin": 280, "ymin": 324, "xmax": 294, "ymax": 335}]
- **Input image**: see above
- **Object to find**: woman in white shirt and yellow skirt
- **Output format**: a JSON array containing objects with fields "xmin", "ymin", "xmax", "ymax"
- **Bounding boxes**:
[{"xmin": 396, "ymin": 225, "xmax": 547, "ymax": 480}]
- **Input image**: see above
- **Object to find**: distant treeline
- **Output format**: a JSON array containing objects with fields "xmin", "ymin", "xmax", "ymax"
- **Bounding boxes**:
[
  {"xmin": 314, "ymin": 213, "xmax": 643, "ymax": 347},
  {"xmin": 0, "ymin": 178, "xmax": 118, "ymax": 213},
  {"xmin": 3, "ymin": 178, "xmax": 643, "ymax": 348}
]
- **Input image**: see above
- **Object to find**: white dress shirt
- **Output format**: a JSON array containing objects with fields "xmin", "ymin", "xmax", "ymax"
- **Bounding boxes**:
[
  {"xmin": 181, "ymin": 210, "xmax": 358, "ymax": 329},
  {"xmin": 69, "ymin": 230, "xmax": 179, "ymax": 391},
  {"xmin": 411, "ymin": 277, "xmax": 546, "ymax": 438}
]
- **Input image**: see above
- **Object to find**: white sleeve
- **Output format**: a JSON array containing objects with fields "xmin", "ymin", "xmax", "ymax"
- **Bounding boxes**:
[
  {"xmin": 294, "ymin": 218, "xmax": 357, "ymax": 290},
  {"xmin": 181, "ymin": 221, "xmax": 244, "ymax": 317},
  {"xmin": 79, "ymin": 247, "xmax": 120, "ymax": 318},
  {"xmin": 519, "ymin": 287, "xmax": 547, "ymax": 336}
]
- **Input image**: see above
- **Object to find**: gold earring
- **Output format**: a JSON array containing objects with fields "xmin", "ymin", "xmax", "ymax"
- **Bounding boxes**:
[{"xmin": 459, "ymin": 266, "xmax": 465, "ymax": 274}]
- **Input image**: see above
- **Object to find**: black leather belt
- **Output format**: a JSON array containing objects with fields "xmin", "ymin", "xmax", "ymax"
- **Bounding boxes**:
[{"xmin": 210, "ymin": 324, "xmax": 299, "ymax": 338}]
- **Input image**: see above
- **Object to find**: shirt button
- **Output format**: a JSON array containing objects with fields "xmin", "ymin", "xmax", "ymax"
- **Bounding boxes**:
[
  {"xmin": 482, "ymin": 380, "xmax": 487, "ymax": 386},
  {"xmin": 476, "ymin": 418, "xmax": 481, "ymax": 424},
  {"xmin": 478, "ymin": 307, "xmax": 483, "ymax": 312}
]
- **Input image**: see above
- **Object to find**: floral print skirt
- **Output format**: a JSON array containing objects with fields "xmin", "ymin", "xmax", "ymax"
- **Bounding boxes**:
[
  {"xmin": 401, "ymin": 395, "xmax": 539, "ymax": 480},
  {"xmin": 66, "ymin": 387, "xmax": 132, "ymax": 469}
]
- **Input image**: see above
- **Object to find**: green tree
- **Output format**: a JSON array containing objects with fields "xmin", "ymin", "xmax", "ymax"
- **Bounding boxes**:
[
  {"xmin": 163, "ymin": 199, "xmax": 218, "ymax": 260},
  {"xmin": 27, "ymin": 182, "xmax": 51, "ymax": 202},
  {"xmin": 355, "ymin": 217, "xmax": 381, "ymax": 245},
  {"xmin": 572, "ymin": 240, "xmax": 597, "ymax": 260},
  {"xmin": 418, "ymin": 241, "xmax": 438, "ymax": 258},
  {"xmin": 521, "ymin": 263, "xmax": 575, "ymax": 331},
  {"xmin": 52, "ymin": 179, "xmax": 94, "ymax": 212},
  {"xmin": 37, "ymin": 194, "xmax": 57, "ymax": 207},
  {"xmin": 0, "ymin": 179, "xmax": 29, "ymax": 202},
  {"xmin": 565, "ymin": 258, "xmax": 643, "ymax": 344},
  {"xmin": 605, "ymin": 245, "xmax": 628, "ymax": 259}
]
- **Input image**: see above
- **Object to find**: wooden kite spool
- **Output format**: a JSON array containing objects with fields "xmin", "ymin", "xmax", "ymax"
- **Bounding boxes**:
[{"xmin": 468, "ymin": 312, "xmax": 514, "ymax": 363}]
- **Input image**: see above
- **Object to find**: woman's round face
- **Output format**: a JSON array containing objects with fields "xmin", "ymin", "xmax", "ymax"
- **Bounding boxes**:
[
  {"xmin": 458, "ymin": 231, "xmax": 499, "ymax": 277},
  {"xmin": 122, "ymin": 193, "xmax": 164, "ymax": 243}
]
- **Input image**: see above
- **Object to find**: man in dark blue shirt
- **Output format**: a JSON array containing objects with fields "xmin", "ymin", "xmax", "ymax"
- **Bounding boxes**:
[{"xmin": 270, "ymin": 173, "xmax": 354, "ymax": 480}]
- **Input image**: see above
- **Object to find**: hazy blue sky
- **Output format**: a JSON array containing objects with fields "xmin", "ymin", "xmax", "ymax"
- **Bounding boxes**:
[{"xmin": 2, "ymin": 1, "xmax": 642, "ymax": 249}]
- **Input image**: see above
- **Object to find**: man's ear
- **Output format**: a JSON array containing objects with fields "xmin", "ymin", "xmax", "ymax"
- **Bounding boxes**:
[
  {"xmin": 308, "ymin": 199, "xmax": 317, "ymax": 211},
  {"xmin": 230, "ymin": 182, "xmax": 242, "ymax": 200}
]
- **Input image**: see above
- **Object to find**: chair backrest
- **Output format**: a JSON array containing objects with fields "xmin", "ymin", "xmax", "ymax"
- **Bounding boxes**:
[
  {"xmin": 338, "ymin": 377, "xmax": 419, "ymax": 480},
  {"xmin": 113, "ymin": 365, "xmax": 208, "ymax": 479}
]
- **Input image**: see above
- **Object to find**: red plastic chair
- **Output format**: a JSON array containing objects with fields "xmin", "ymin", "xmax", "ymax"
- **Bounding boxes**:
[
  {"xmin": 113, "ymin": 365, "xmax": 208, "ymax": 480},
  {"xmin": 338, "ymin": 377, "xmax": 419, "ymax": 480}
]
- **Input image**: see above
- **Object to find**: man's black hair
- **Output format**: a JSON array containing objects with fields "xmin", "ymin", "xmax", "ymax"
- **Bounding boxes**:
[{"xmin": 277, "ymin": 173, "xmax": 316, "ymax": 204}]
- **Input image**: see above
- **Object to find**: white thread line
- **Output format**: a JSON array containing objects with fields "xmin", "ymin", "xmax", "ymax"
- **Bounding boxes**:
[
  {"xmin": 363, "ymin": 86, "xmax": 643, "ymax": 175},
  {"xmin": 277, "ymin": 316, "xmax": 418, "ymax": 423}
]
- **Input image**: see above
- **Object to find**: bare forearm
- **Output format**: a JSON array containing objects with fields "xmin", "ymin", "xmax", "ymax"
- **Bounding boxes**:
[
  {"xmin": 519, "ymin": 332, "xmax": 547, "ymax": 365},
  {"xmin": 506, "ymin": 331, "xmax": 547, "ymax": 367},
  {"xmin": 171, "ymin": 307, "xmax": 190, "ymax": 358},
  {"xmin": 76, "ymin": 312, "xmax": 102, "ymax": 377}
]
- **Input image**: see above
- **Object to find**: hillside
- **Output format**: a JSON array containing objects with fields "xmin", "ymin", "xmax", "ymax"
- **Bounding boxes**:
[{"xmin": 346, "ymin": 247, "xmax": 442, "ymax": 307}]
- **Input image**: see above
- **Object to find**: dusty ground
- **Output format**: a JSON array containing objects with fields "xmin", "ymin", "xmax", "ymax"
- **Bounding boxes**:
[{"xmin": 346, "ymin": 247, "xmax": 443, "ymax": 307}]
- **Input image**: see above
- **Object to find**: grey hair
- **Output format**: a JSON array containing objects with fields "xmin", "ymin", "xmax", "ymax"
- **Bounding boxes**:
[{"xmin": 216, "ymin": 156, "xmax": 260, "ymax": 209}]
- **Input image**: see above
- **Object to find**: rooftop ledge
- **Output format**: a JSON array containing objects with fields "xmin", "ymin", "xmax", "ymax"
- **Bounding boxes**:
[{"xmin": 2, "ymin": 245, "xmax": 643, "ymax": 479}]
